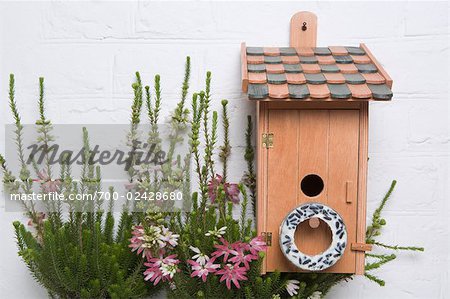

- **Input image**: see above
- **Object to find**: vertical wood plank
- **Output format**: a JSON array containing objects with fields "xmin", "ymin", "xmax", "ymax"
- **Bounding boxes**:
[
  {"xmin": 327, "ymin": 110, "xmax": 360, "ymax": 273},
  {"xmin": 290, "ymin": 12, "xmax": 318, "ymax": 48},
  {"xmin": 356, "ymin": 102, "xmax": 369, "ymax": 274},
  {"xmin": 295, "ymin": 110, "xmax": 330, "ymax": 267},
  {"xmin": 266, "ymin": 109, "xmax": 299, "ymax": 272},
  {"xmin": 256, "ymin": 101, "xmax": 268, "ymax": 273},
  {"xmin": 297, "ymin": 110, "xmax": 329, "ymax": 197}
]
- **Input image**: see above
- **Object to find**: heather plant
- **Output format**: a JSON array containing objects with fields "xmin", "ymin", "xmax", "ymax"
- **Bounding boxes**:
[
  {"xmin": 2, "ymin": 74, "xmax": 158, "ymax": 298},
  {"xmin": 2, "ymin": 58, "xmax": 193, "ymax": 298}
]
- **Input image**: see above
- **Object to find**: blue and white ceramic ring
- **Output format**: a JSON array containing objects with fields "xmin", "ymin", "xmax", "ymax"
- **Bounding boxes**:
[{"xmin": 279, "ymin": 203, "xmax": 347, "ymax": 271}]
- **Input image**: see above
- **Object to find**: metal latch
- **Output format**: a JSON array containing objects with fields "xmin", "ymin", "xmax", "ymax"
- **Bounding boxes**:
[
  {"xmin": 261, "ymin": 232, "xmax": 273, "ymax": 246},
  {"xmin": 351, "ymin": 243, "xmax": 373, "ymax": 252},
  {"xmin": 262, "ymin": 133, "xmax": 274, "ymax": 148}
]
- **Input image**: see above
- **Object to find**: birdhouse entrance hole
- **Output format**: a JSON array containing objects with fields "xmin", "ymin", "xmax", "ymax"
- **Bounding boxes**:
[
  {"xmin": 301, "ymin": 174, "xmax": 324, "ymax": 197},
  {"xmin": 295, "ymin": 219, "xmax": 332, "ymax": 256}
]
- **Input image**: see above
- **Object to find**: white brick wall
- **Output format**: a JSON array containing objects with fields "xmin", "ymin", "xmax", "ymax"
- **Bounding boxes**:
[{"xmin": 0, "ymin": 1, "xmax": 448, "ymax": 298}]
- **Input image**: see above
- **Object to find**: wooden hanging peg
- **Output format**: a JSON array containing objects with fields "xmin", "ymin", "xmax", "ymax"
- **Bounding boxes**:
[{"xmin": 290, "ymin": 11, "xmax": 318, "ymax": 48}]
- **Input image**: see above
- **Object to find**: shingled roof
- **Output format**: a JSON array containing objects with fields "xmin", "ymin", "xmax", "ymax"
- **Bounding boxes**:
[{"xmin": 241, "ymin": 43, "xmax": 393, "ymax": 101}]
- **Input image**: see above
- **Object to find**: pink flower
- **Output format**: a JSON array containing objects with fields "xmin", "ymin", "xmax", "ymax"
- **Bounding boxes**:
[
  {"xmin": 231, "ymin": 241, "xmax": 246, "ymax": 250},
  {"xmin": 143, "ymin": 264, "xmax": 164, "ymax": 285},
  {"xmin": 160, "ymin": 256, "xmax": 180, "ymax": 279},
  {"xmin": 27, "ymin": 212, "xmax": 46, "ymax": 227},
  {"xmin": 208, "ymin": 174, "xmax": 222, "ymax": 202},
  {"xmin": 33, "ymin": 169, "xmax": 60, "ymax": 193},
  {"xmin": 229, "ymin": 247, "xmax": 258, "ymax": 270},
  {"xmin": 286, "ymin": 280, "xmax": 300, "ymax": 296},
  {"xmin": 124, "ymin": 181, "xmax": 136, "ymax": 191},
  {"xmin": 225, "ymin": 182, "xmax": 240, "ymax": 204},
  {"xmin": 144, "ymin": 254, "xmax": 180, "ymax": 285},
  {"xmin": 129, "ymin": 225, "xmax": 153, "ymax": 260},
  {"xmin": 207, "ymin": 174, "xmax": 240, "ymax": 204},
  {"xmin": 212, "ymin": 238, "xmax": 236, "ymax": 262},
  {"xmin": 159, "ymin": 226, "xmax": 179, "ymax": 247},
  {"xmin": 216, "ymin": 263, "xmax": 248, "ymax": 289},
  {"xmin": 246, "ymin": 236, "xmax": 267, "ymax": 255},
  {"xmin": 187, "ymin": 258, "xmax": 220, "ymax": 282}
]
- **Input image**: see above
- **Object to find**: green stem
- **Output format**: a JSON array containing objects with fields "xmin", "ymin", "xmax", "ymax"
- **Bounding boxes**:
[{"xmin": 372, "ymin": 241, "xmax": 424, "ymax": 251}]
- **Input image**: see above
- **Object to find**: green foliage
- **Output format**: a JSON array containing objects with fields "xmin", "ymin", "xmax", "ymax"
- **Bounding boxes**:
[
  {"xmin": 153, "ymin": 74, "xmax": 162, "ymax": 124},
  {"xmin": 131, "ymin": 72, "xmax": 144, "ymax": 125},
  {"xmin": 173, "ymin": 56, "xmax": 191, "ymax": 124},
  {"xmin": 242, "ymin": 115, "xmax": 256, "ymax": 218},
  {"xmin": 145, "ymin": 85, "xmax": 154, "ymax": 124},
  {"xmin": 38, "ymin": 77, "xmax": 45, "ymax": 122},
  {"xmin": 13, "ymin": 214, "xmax": 154, "ymax": 298},
  {"xmin": 4, "ymin": 74, "xmax": 163, "ymax": 298},
  {"xmin": 366, "ymin": 180, "xmax": 396, "ymax": 243},
  {"xmin": 8, "ymin": 74, "xmax": 38, "ymax": 224},
  {"xmin": 219, "ymin": 100, "xmax": 230, "ymax": 181},
  {"xmin": 9, "ymin": 74, "xmax": 21, "ymax": 125},
  {"xmin": 130, "ymin": 57, "xmax": 192, "ymax": 215}
]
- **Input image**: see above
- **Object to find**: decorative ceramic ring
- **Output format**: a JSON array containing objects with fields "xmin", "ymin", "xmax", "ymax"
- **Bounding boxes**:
[{"xmin": 279, "ymin": 203, "xmax": 347, "ymax": 271}]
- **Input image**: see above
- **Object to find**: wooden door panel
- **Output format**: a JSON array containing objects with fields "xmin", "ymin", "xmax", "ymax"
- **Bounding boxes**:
[{"xmin": 265, "ymin": 109, "xmax": 360, "ymax": 273}]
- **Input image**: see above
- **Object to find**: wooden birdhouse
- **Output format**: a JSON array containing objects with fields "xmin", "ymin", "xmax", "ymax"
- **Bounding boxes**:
[{"xmin": 240, "ymin": 12, "xmax": 393, "ymax": 274}]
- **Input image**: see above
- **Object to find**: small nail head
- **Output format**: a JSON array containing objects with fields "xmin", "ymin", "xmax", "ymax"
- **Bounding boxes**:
[{"xmin": 302, "ymin": 22, "xmax": 307, "ymax": 31}]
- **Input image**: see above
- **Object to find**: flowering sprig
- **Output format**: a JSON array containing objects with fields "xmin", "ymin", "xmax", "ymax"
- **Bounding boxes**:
[
  {"xmin": 216, "ymin": 263, "xmax": 248, "ymax": 290},
  {"xmin": 205, "ymin": 226, "xmax": 227, "ymax": 239},
  {"xmin": 129, "ymin": 224, "xmax": 179, "ymax": 261},
  {"xmin": 211, "ymin": 238, "xmax": 237, "ymax": 263},
  {"xmin": 160, "ymin": 226, "xmax": 179, "ymax": 247},
  {"xmin": 228, "ymin": 244, "xmax": 258, "ymax": 270},
  {"xmin": 246, "ymin": 235, "xmax": 267, "ymax": 255},
  {"xmin": 187, "ymin": 258, "xmax": 220, "ymax": 282},
  {"xmin": 185, "ymin": 236, "xmax": 266, "ymax": 290},
  {"xmin": 129, "ymin": 225, "xmax": 155, "ymax": 260},
  {"xmin": 208, "ymin": 174, "xmax": 240, "ymax": 204},
  {"xmin": 33, "ymin": 169, "xmax": 61, "ymax": 193},
  {"xmin": 189, "ymin": 246, "xmax": 210, "ymax": 265},
  {"xmin": 144, "ymin": 254, "xmax": 180, "ymax": 285},
  {"xmin": 286, "ymin": 280, "xmax": 300, "ymax": 296},
  {"xmin": 27, "ymin": 212, "xmax": 46, "ymax": 229}
]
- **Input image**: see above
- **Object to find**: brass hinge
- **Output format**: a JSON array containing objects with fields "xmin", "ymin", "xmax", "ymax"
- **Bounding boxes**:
[
  {"xmin": 262, "ymin": 133, "xmax": 274, "ymax": 148},
  {"xmin": 261, "ymin": 232, "xmax": 273, "ymax": 246}
]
